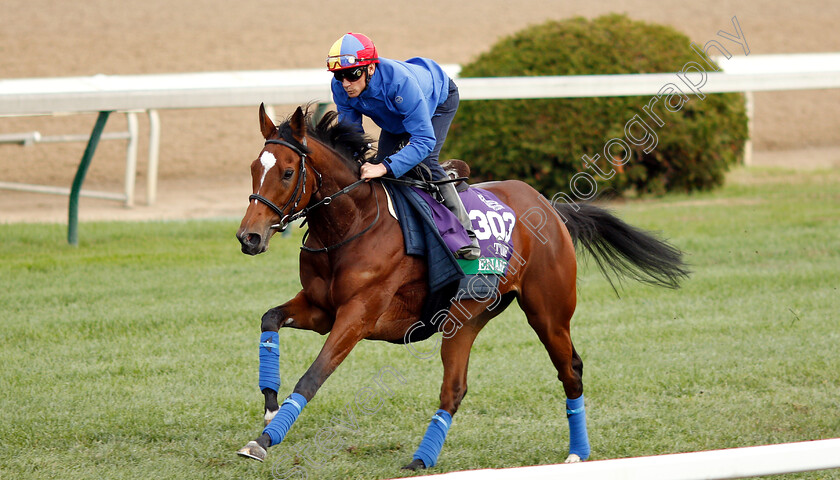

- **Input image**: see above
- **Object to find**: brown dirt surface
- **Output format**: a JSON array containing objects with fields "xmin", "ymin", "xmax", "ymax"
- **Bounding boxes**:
[{"xmin": 2, "ymin": 0, "xmax": 839, "ymax": 224}]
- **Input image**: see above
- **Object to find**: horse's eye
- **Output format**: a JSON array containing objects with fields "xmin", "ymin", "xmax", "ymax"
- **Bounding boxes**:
[{"xmin": 283, "ymin": 169, "xmax": 294, "ymax": 180}]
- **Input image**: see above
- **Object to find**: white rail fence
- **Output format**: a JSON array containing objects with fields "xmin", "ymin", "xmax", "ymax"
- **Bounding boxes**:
[
  {"xmin": 3, "ymin": 54, "xmax": 840, "ymax": 206},
  {"xmin": 2, "ymin": 54, "xmax": 839, "ymax": 241},
  {"xmin": 0, "ymin": 110, "xmax": 142, "ymax": 204},
  {"xmin": 387, "ymin": 438, "xmax": 840, "ymax": 480}
]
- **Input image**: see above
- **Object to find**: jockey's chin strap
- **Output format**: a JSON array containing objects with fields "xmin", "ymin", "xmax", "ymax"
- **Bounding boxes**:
[{"xmin": 249, "ymin": 137, "xmax": 379, "ymax": 253}]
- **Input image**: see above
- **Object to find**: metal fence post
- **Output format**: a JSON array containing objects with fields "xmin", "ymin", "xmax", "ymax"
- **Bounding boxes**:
[{"xmin": 68, "ymin": 111, "xmax": 112, "ymax": 246}]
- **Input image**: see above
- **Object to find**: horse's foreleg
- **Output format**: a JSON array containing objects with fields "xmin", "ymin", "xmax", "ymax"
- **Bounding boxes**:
[
  {"xmin": 258, "ymin": 291, "xmax": 332, "ymax": 424},
  {"xmin": 237, "ymin": 292, "xmax": 332, "ymax": 462},
  {"xmin": 239, "ymin": 298, "xmax": 380, "ymax": 461}
]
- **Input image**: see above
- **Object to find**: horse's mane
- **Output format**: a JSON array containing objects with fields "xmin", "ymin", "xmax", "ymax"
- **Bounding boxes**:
[{"xmin": 275, "ymin": 106, "xmax": 373, "ymax": 174}]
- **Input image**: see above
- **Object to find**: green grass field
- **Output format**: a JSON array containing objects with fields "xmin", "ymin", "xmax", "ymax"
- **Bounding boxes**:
[{"xmin": 2, "ymin": 167, "xmax": 838, "ymax": 479}]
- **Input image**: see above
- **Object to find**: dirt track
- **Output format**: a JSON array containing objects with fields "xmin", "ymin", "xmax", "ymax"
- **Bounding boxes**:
[{"xmin": 2, "ymin": 0, "xmax": 839, "ymax": 223}]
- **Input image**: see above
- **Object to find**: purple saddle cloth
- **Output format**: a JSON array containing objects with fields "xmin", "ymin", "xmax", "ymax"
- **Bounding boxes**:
[{"xmin": 410, "ymin": 186, "xmax": 516, "ymax": 277}]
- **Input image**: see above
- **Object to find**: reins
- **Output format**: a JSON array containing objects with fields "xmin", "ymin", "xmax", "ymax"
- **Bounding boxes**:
[
  {"xmin": 249, "ymin": 137, "xmax": 467, "ymax": 254},
  {"xmin": 296, "ymin": 175, "xmax": 464, "ymax": 253},
  {"xmin": 300, "ymin": 183, "xmax": 380, "ymax": 253},
  {"xmin": 379, "ymin": 175, "xmax": 467, "ymax": 195}
]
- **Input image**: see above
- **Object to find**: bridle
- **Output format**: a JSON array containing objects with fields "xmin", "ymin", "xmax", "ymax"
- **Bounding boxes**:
[
  {"xmin": 248, "ymin": 137, "xmax": 380, "ymax": 253},
  {"xmin": 249, "ymin": 139, "xmax": 318, "ymax": 232}
]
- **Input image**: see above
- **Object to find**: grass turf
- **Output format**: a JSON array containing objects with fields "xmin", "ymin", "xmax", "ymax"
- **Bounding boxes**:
[{"xmin": 1, "ymin": 167, "xmax": 838, "ymax": 479}]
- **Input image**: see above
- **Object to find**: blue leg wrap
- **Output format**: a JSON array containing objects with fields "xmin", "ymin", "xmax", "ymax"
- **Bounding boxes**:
[
  {"xmin": 412, "ymin": 409, "xmax": 452, "ymax": 468},
  {"xmin": 263, "ymin": 393, "xmax": 307, "ymax": 446},
  {"xmin": 259, "ymin": 331, "xmax": 281, "ymax": 392},
  {"xmin": 566, "ymin": 394, "xmax": 591, "ymax": 460}
]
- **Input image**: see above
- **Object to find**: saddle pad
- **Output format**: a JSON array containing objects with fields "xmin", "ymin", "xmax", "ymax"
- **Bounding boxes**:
[
  {"xmin": 457, "ymin": 187, "xmax": 517, "ymax": 276},
  {"xmin": 454, "ymin": 273, "xmax": 500, "ymax": 300},
  {"xmin": 407, "ymin": 186, "xmax": 518, "ymax": 271},
  {"xmin": 382, "ymin": 182, "xmax": 466, "ymax": 294},
  {"xmin": 382, "ymin": 184, "xmax": 517, "ymax": 343},
  {"xmin": 408, "ymin": 187, "xmax": 472, "ymax": 253}
]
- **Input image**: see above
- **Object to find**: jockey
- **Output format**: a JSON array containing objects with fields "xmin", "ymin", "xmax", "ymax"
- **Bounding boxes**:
[{"xmin": 327, "ymin": 32, "xmax": 481, "ymax": 261}]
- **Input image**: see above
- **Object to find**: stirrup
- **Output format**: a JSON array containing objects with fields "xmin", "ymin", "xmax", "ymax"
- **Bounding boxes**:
[
  {"xmin": 456, "ymin": 236, "xmax": 481, "ymax": 260},
  {"xmin": 457, "ymin": 245, "xmax": 481, "ymax": 260}
]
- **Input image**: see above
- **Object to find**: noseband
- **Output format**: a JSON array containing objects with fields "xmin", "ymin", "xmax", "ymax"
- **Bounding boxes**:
[{"xmin": 249, "ymin": 137, "xmax": 379, "ymax": 253}]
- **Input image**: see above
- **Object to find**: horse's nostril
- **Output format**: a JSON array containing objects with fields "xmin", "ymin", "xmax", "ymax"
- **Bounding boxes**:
[
  {"xmin": 238, "ymin": 231, "xmax": 262, "ymax": 252},
  {"xmin": 245, "ymin": 233, "xmax": 261, "ymax": 247}
]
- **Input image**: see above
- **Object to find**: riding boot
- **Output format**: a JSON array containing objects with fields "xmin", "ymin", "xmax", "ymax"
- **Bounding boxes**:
[{"xmin": 439, "ymin": 182, "xmax": 481, "ymax": 260}]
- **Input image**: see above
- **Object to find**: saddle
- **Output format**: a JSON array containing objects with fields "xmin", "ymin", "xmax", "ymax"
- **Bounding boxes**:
[
  {"xmin": 440, "ymin": 159, "xmax": 471, "ymax": 192},
  {"xmin": 382, "ymin": 159, "xmax": 518, "ymax": 299}
]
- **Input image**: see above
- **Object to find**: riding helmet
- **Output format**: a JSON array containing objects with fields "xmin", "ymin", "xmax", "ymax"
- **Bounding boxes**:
[{"xmin": 326, "ymin": 32, "xmax": 379, "ymax": 71}]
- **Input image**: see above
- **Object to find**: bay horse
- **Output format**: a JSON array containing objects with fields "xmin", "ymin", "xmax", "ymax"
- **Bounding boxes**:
[{"xmin": 235, "ymin": 104, "xmax": 688, "ymax": 470}]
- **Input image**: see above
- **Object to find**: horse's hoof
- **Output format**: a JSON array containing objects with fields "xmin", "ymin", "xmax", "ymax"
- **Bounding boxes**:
[
  {"xmin": 237, "ymin": 441, "xmax": 267, "ymax": 462},
  {"xmin": 401, "ymin": 458, "xmax": 426, "ymax": 471},
  {"xmin": 264, "ymin": 409, "xmax": 278, "ymax": 426},
  {"xmin": 564, "ymin": 453, "xmax": 582, "ymax": 463}
]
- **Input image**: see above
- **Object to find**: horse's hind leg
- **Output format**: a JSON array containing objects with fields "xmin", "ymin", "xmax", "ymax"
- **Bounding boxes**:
[
  {"xmin": 404, "ymin": 296, "xmax": 512, "ymax": 471},
  {"xmin": 518, "ymin": 285, "xmax": 590, "ymax": 462},
  {"xmin": 403, "ymin": 326, "xmax": 479, "ymax": 470}
]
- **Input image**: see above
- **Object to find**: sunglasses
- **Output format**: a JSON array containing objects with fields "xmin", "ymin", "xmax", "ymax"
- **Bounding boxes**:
[{"xmin": 333, "ymin": 67, "xmax": 366, "ymax": 82}]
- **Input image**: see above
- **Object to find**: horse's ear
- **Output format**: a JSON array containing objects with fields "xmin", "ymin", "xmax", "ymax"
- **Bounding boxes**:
[
  {"xmin": 289, "ymin": 106, "xmax": 307, "ymax": 141},
  {"xmin": 259, "ymin": 102, "xmax": 277, "ymax": 140}
]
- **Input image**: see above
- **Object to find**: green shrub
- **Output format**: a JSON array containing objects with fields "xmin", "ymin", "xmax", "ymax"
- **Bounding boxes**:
[{"xmin": 444, "ymin": 14, "xmax": 749, "ymax": 197}]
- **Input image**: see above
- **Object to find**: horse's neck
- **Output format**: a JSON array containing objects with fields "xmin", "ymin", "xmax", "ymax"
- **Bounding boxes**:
[{"xmin": 306, "ymin": 147, "xmax": 374, "ymax": 245}]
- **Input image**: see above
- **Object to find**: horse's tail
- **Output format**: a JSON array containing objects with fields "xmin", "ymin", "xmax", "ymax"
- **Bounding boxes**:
[{"xmin": 554, "ymin": 202, "xmax": 690, "ymax": 291}]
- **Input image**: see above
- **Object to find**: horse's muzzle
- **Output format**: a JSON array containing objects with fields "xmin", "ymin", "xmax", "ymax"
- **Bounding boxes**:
[{"xmin": 237, "ymin": 230, "xmax": 266, "ymax": 255}]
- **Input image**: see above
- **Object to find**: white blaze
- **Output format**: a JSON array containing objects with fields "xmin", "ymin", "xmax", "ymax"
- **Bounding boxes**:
[{"xmin": 256, "ymin": 151, "xmax": 277, "ymax": 200}]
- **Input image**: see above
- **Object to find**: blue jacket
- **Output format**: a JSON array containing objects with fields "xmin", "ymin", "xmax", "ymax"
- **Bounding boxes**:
[{"xmin": 331, "ymin": 57, "xmax": 450, "ymax": 178}]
